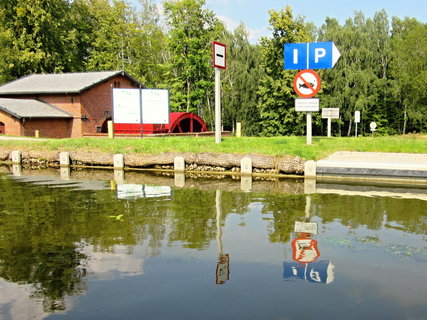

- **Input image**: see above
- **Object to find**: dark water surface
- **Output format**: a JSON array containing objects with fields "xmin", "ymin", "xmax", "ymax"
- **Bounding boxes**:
[{"xmin": 0, "ymin": 168, "xmax": 426, "ymax": 320}]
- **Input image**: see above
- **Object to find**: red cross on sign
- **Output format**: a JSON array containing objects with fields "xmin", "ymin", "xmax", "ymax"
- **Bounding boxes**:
[{"xmin": 293, "ymin": 69, "xmax": 321, "ymax": 98}]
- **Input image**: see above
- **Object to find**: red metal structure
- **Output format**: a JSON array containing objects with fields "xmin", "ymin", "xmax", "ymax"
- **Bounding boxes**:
[{"xmin": 114, "ymin": 112, "xmax": 208, "ymax": 135}]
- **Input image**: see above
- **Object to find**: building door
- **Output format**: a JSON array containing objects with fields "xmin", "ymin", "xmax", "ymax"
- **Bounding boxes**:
[{"xmin": 0, "ymin": 122, "xmax": 5, "ymax": 134}]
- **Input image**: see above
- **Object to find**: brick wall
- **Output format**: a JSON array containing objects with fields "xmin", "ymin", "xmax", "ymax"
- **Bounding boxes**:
[
  {"xmin": 23, "ymin": 118, "xmax": 72, "ymax": 138},
  {"xmin": 38, "ymin": 94, "xmax": 82, "ymax": 138},
  {"xmin": 80, "ymin": 75, "xmax": 137, "ymax": 135},
  {"xmin": 0, "ymin": 74, "xmax": 140, "ymax": 138},
  {"xmin": 0, "ymin": 110, "xmax": 22, "ymax": 136}
]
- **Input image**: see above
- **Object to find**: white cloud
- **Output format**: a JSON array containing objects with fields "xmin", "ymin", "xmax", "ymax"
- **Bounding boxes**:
[{"xmin": 218, "ymin": 15, "xmax": 269, "ymax": 43}]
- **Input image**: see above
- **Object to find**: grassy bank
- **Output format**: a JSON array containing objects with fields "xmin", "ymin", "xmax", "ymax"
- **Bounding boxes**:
[{"xmin": 0, "ymin": 135, "xmax": 425, "ymax": 160}]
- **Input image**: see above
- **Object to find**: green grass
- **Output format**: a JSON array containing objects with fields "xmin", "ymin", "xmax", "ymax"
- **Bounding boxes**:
[{"xmin": 0, "ymin": 135, "xmax": 425, "ymax": 160}]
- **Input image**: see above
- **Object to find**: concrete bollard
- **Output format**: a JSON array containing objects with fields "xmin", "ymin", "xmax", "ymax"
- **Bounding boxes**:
[
  {"xmin": 108, "ymin": 120, "xmax": 114, "ymax": 139},
  {"xmin": 304, "ymin": 179, "xmax": 316, "ymax": 194},
  {"xmin": 114, "ymin": 169, "xmax": 125, "ymax": 185},
  {"xmin": 174, "ymin": 172, "xmax": 185, "ymax": 188},
  {"xmin": 11, "ymin": 150, "xmax": 22, "ymax": 164},
  {"xmin": 241, "ymin": 157, "xmax": 252, "ymax": 175},
  {"xmin": 35, "ymin": 130, "xmax": 40, "ymax": 138},
  {"xmin": 236, "ymin": 122, "xmax": 242, "ymax": 138},
  {"xmin": 12, "ymin": 164, "xmax": 22, "ymax": 176},
  {"xmin": 60, "ymin": 167, "xmax": 71, "ymax": 180},
  {"xmin": 174, "ymin": 156, "xmax": 185, "ymax": 172},
  {"xmin": 59, "ymin": 152, "xmax": 70, "ymax": 167},
  {"xmin": 241, "ymin": 175, "xmax": 252, "ymax": 192},
  {"xmin": 113, "ymin": 154, "xmax": 124, "ymax": 169},
  {"xmin": 304, "ymin": 160, "xmax": 316, "ymax": 178}
]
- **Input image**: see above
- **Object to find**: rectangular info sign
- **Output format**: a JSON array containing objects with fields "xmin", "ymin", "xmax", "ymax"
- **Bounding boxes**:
[{"xmin": 295, "ymin": 98, "xmax": 319, "ymax": 112}]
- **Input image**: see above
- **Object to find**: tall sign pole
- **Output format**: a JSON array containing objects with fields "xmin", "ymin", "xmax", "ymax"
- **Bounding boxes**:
[
  {"xmin": 285, "ymin": 41, "xmax": 341, "ymax": 145},
  {"xmin": 215, "ymin": 68, "xmax": 221, "ymax": 144},
  {"xmin": 213, "ymin": 41, "xmax": 226, "ymax": 144}
]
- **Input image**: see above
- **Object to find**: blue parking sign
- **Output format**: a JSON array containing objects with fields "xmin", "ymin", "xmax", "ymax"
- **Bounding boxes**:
[
  {"xmin": 284, "ymin": 42, "xmax": 341, "ymax": 70},
  {"xmin": 284, "ymin": 43, "xmax": 307, "ymax": 70}
]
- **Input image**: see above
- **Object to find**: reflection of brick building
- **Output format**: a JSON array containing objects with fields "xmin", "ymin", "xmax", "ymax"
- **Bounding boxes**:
[{"xmin": 0, "ymin": 71, "xmax": 142, "ymax": 138}]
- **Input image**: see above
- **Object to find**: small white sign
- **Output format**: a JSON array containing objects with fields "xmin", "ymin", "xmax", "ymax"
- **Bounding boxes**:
[
  {"xmin": 294, "ymin": 221, "xmax": 318, "ymax": 234},
  {"xmin": 322, "ymin": 108, "xmax": 339, "ymax": 119},
  {"xmin": 295, "ymin": 98, "xmax": 320, "ymax": 112},
  {"xmin": 141, "ymin": 89, "xmax": 169, "ymax": 124},
  {"xmin": 370, "ymin": 122, "xmax": 377, "ymax": 131},
  {"xmin": 213, "ymin": 41, "xmax": 226, "ymax": 69},
  {"xmin": 355, "ymin": 110, "xmax": 361, "ymax": 123},
  {"xmin": 113, "ymin": 88, "xmax": 140, "ymax": 124}
]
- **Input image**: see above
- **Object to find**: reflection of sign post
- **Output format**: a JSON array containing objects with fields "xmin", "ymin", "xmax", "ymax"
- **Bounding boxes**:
[
  {"xmin": 284, "ymin": 261, "xmax": 335, "ymax": 284},
  {"xmin": 294, "ymin": 221, "xmax": 318, "ymax": 234},
  {"xmin": 216, "ymin": 254, "xmax": 230, "ymax": 284},
  {"xmin": 291, "ymin": 237, "xmax": 320, "ymax": 263},
  {"xmin": 322, "ymin": 108, "xmax": 340, "ymax": 137}
]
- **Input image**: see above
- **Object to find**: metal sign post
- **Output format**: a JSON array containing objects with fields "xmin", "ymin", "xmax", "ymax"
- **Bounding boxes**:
[
  {"xmin": 215, "ymin": 68, "xmax": 221, "ymax": 144},
  {"xmin": 212, "ymin": 41, "xmax": 226, "ymax": 144},
  {"xmin": 355, "ymin": 111, "xmax": 361, "ymax": 137},
  {"xmin": 295, "ymin": 98, "xmax": 319, "ymax": 145},
  {"xmin": 321, "ymin": 108, "xmax": 340, "ymax": 137}
]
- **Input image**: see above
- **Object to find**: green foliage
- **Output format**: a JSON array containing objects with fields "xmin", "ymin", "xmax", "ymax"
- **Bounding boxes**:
[
  {"xmin": 221, "ymin": 24, "xmax": 263, "ymax": 135},
  {"xmin": 0, "ymin": 1, "xmax": 426, "ymax": 134},
  {"xmin": 257, "ymin": 7, "xmax": 312, "ymax": 136},
  {"xmin": 163, "ymin": 0, "xmax": 223, "ymax": 121}
]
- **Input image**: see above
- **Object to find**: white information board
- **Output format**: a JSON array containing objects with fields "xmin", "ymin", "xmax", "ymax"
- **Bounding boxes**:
[
  {"xmin": 322, "ymin": 108, "xmax": 340, "ymax": 119},
  {"xmin": 113, "ymin": 88, "xmax": 169, "ymax": 124},
  {"xmin": 113, "ymin": 88, "xmax": 140, "ymax": 124},
  {"xmin": 141, "ymin": 89, "xmax": 169, "ymax": 124},
  {"xmin": 295, "ymin": 98, "xmax": 320, "ymax": 112}
]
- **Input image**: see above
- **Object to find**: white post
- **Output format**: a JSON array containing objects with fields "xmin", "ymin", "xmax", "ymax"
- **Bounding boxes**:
[
  {"xmin": 215, "ymin": 68, "xmax": 221, "ymax": 144},
  {"xmin": 355, "ymin": 122, "xmax": 358, "ymax": 138},
  {"xmin": 327, "ymin": 118, "xmax": 332, "ymax": 137},
  {"xmin": 306, "ymin": 112, "xmax": 312, "ymax": 145}
]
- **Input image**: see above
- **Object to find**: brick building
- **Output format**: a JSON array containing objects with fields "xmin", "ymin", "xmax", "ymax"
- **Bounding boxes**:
[{"xmin": 0, "ymin": 71, "xmax": 142, "ymax": 138}]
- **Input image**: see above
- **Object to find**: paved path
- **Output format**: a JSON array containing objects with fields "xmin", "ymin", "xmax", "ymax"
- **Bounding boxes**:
[
  {"xmin": 316, "ymin": 151, "xmax": 427, "ymax": 179},
  {"xmin": 0, "ymin": 136, "xmax": 47, "ymax": 141}
]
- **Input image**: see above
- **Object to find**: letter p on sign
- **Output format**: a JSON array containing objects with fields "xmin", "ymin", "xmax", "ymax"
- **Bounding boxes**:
[{"xmin": 314, "ymin": 48, "xmax": 326, "ymax": 63}]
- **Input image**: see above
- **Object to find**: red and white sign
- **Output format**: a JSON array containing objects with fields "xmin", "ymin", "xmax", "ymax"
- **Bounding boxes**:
[
  {"xmin": 293, "ymin": 69, "xmax": 321, "ymax": 98},
  {"xmin": 291, "ymin": 237, "xmax": 320, "ymax": 263},
  {"xmin": 212, "ymin": 41, "xmax": 226, "ymax": 69}
]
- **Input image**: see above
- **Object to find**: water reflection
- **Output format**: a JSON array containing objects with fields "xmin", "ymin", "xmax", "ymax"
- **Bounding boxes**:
[
  {"xmin": 0, "ymin": 167, "xmax": 426, "ymax": 319},
  {"xmin": 215, "ymin": 190, "xmax": 230, "ymax": 284}
]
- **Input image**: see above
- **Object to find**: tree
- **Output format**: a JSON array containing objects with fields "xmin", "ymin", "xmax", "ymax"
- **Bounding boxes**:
[
  {"xmin": 221, "ymin": 23, "xmax": 263, "ymax": 135},
  {"xmin": 257, "ymin": 7, "xmax": 312, "ymax": 136},
  {"xmin": 391, "ymin": 18, "xmax": 427, "ymax": 133},
  {"xmin": 163, "ymin": 0, "xmax": 223, "ymax": 124},
  {"xmin": 0, "ymin": 0, "xmax": 84, "ymax": 82}
]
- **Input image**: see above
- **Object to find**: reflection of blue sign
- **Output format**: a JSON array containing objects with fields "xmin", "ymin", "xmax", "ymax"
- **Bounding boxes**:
[
  {"xmin": 283, "ymin": 260, "xmax": 335, "ymax": 284},
  {"xmin": 284, "ymin": 42, "xmax": 341, "ymax": 70}
]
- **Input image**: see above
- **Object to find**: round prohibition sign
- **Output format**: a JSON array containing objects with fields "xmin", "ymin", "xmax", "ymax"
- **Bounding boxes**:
[{"xmin": 293, "ymin": 69, "xmax": 321, "ymax": 98}]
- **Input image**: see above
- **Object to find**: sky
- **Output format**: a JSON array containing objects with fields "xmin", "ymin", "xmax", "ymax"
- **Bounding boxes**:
[{"xmin": 138, "ymin": 0, "xmax": 427, "ymax": 43}]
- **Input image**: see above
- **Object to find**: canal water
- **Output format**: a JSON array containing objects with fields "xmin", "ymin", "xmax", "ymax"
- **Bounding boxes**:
[{"xmin": 0, "ymin": 168, "xmax": 426, "ymax": 320}]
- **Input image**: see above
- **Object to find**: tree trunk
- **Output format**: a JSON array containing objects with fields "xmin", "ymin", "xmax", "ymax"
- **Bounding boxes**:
[
  {"xmin": 347, "ymin": 114, "xmax": 353, "ymax": 137},
  {"xmin": 403, "ymin": 103, "xmax": 407, "ymax": 134}
]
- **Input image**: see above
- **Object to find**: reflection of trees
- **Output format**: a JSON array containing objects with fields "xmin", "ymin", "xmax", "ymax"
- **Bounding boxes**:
[
  {"xmin": 259, "ymin": 194, "xmax": 307, "ymax": 243},
  {"xmin": 169, "ymin": 188, "xmax": 217, "ymax": 249},
  {"xmin": 313, "ymin": 194, "xmax": 427, "ymax": 234},
  {"xmin": 312, "ymin": 194, "xmax": 384, "ymax": 230},
  {"xmin": 1, "ymin": 172, "xmax": 426, "ymax": 313}
]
